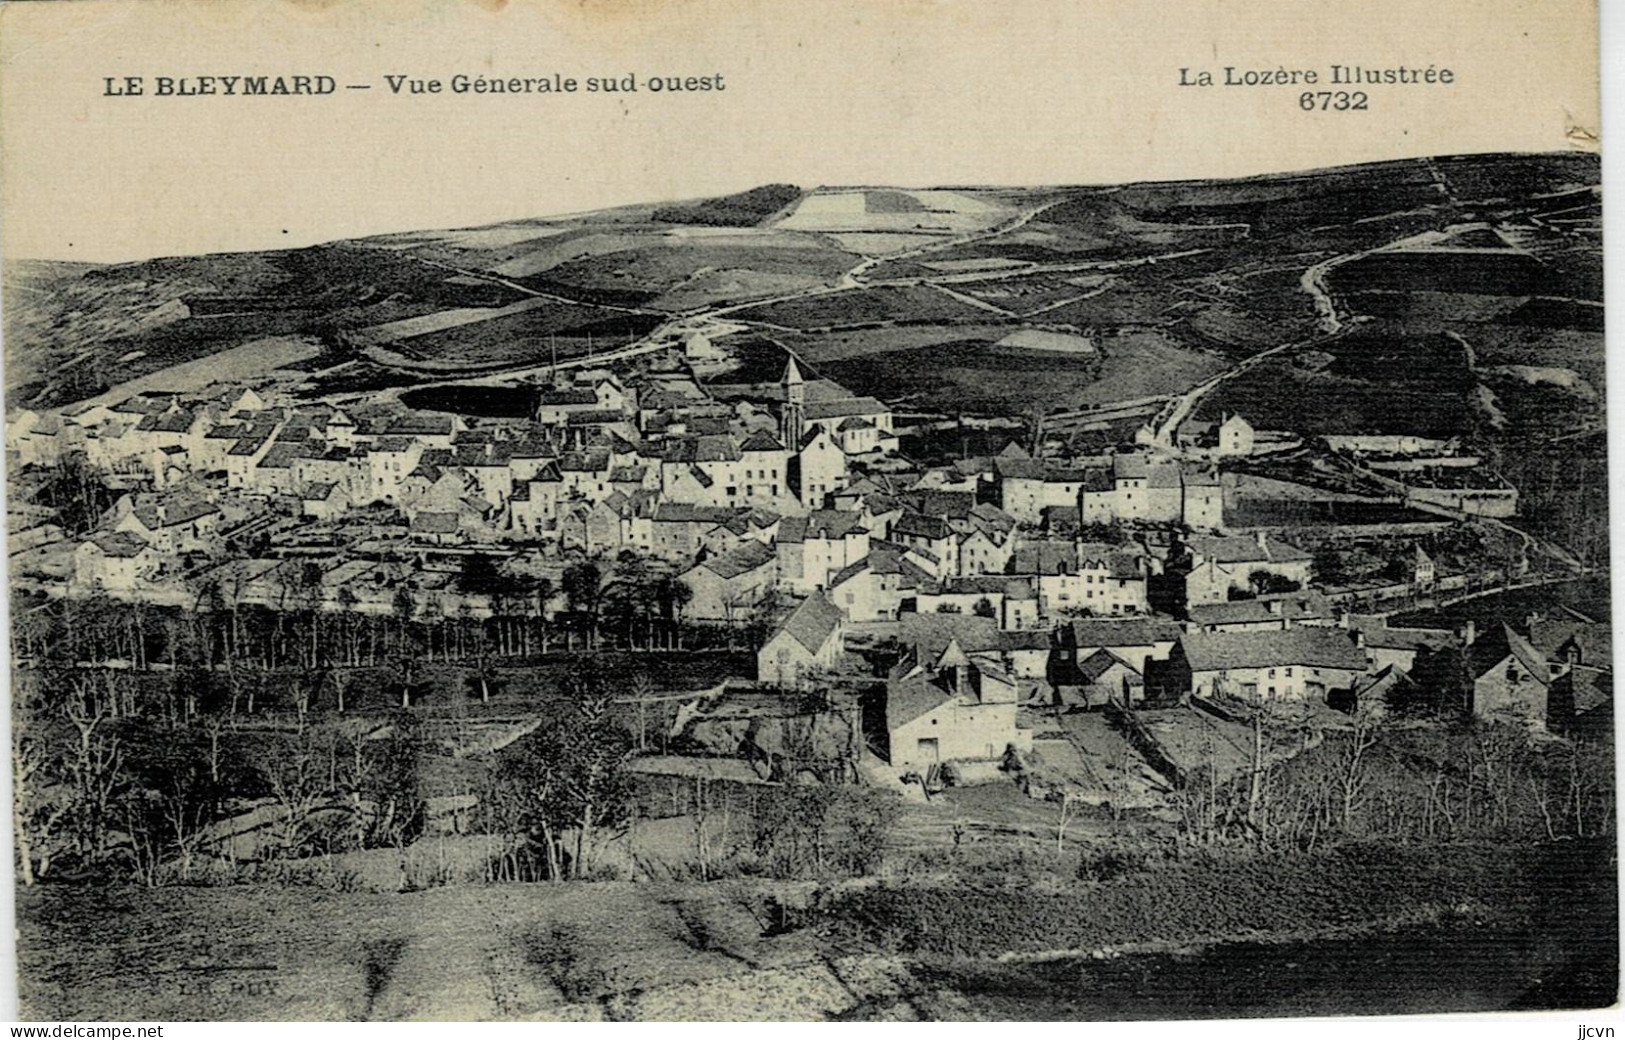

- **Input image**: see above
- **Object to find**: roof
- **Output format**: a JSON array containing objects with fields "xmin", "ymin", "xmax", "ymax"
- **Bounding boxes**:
[
  {"xmin": 995, "ymin": 458, "xmax": 1091, "ymax": 483},
  {"xmin": 771, "ymin": 594, "xmax": 844, "ymax": 655},
  {"xmin": 805, "ymin": 396, "xmax": 887, "ymax": 421},
  {"xmin": 536, "ymin": 387, "xmax": 597, "ymax": 407},
  {"xmin": 899, "ymin": 612, "xmax": 1004, "ymax": 657},
  {"xmin": 663, "ymin": 434, "xmax": 742, "ymax": 464},
  {"xmin": 1078, "ymin": 648, "xmax": 1140, "ymax": 683},
  {"xmin": 892, "ymin": 512, "xmax": 954, "ymax": 541},
  {"xmin": 903, "ymin": 490, "xmax": 977, "ymax": 521},
  {"xmin": 1468, "ymin": 623, "xmax": 1552, "ymax": 684},
  {"xmin": 1181, "ymin": 465, "xmax": 1222, "ymax": 488},
  {"xmin": 885, "ymin": 672, "xmax": 957, "ymax": 731},
  {"xmin": 886, "ymin": 647, "xmax": 1014, "ymax": 732},
  {"xmin": 1075, "ymin": 543, "xmax": 1144, "ymax": 581},
  {"xmin": 653, "ymin": 503, "xmax": 736, "ymax": 524},
  {"xmin": 1188, "ymin": 533, "xmax": 1312, "ymax": 566},
  {"xmin": 136, "ymin": 409, "xmax": 197, "ymax": 433},
  {"xmin": 1529, "ymin": 618, "xmax": 1612, "ymax": 668},
  {"xmin": 130, "ymin": 497, "xmax": 219, "ymax": 530},
  {"xmin": 739, "ymin": 432, "xmax": 786, "ymax": 452},
  {"xmin": 1352, "ymin": 664, "xmax": 1412, "ymax": 704},
  {"xmin": 1062, "ymin": 617, "xmax": 1182, "ymax": 648},
  {"xmin": 829, "ymin": 549, "xmax": 933, "ymax": 591},
  {"xmin": 1180, "ymin": 628, "xmax": 1369, "ymax": 673},
  {"xmin": 565, "ymin": 409, "xmax": 629, "ymax": 426},
  {"xmin": 87, "ymin": 531, "xmax": 151, "ymax": 558},
  {"xmin": 926, "ymin": 575, "xmax": 1014, "ymax": 596},
  {"xmin": 1557, "ymin": 666, "xmax": 1612, "ymax": 714},
  {"xmin": 559, "ymin": 449, "xmax": 611, "ymax": 473},
  {"xmin": 510, "ymin": 438, "xmax": 559, "ymax": 460},
  {"xmin": 777, "ymin": 510, "xmax": 866, "ymax": 543},
  {"xmin": 1348, "ymin": 616, "xmax": 1454, "ymax": 652},
  {"xmin": 1189, "ymin": 591, "xmax": 1337, "ymax": 628},
  {"xmin": 385, "ymin": 414, "xmax": 457, "ymax": 436},
  {"xmin": 699, "ymin": 540, "xmax": 776, "ymax": 579}
]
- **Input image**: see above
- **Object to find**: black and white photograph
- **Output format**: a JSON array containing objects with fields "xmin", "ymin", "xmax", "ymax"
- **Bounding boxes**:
[{"xmin": 0, "ymin": 0, "xmax": 1615, "ymax": 1025}]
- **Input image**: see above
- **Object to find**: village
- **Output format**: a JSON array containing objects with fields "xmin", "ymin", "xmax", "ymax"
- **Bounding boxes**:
[{"xmin": 6, "ymin": 325, "xmax": 1610, "ymax": 832}]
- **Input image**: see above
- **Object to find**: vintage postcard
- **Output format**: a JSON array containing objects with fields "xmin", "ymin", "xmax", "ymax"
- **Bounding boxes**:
[{"xmin": 0, "ymin": 0, "xmax": 1611, "ymax": 1024}]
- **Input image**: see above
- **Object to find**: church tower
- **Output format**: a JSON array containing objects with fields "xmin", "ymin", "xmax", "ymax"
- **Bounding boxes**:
[{"xmin": 780, "ymin": 356, "xmax": 806, "ymax": 447}]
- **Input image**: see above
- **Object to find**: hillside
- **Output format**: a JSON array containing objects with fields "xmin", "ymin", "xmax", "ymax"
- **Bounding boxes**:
[{"xmin": 2, "ymin": 153, "xmax": 1600, "ymax": 425}]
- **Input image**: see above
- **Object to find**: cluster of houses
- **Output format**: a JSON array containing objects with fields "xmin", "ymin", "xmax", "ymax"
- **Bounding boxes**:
[
  {"xmin": 7, "ymin": 348, "xmax": 1606, "ymax": 784},
  {"xmin": 754, "ymin": 576, "xmax": 1611, "ymax": 780}
]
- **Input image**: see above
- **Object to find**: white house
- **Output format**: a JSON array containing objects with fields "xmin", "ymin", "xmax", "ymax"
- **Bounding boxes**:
[{"xmin": 757, "ymin": 593, "xmax": 847, "ymax": 687}]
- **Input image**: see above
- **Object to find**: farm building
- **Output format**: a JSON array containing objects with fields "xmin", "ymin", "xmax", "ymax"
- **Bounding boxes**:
[
  {"xmin": 757, "ymin": 593, "xmax": 846, "ymax": 687},
  {"xmin": 886, "ymin": 637, "xmax": 1030, "ymax": 771}
]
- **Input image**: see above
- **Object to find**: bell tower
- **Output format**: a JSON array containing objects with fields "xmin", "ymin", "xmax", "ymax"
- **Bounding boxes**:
[{"xmin": 780, "ymin": 356, "xmax": 806, "ymax": 447}]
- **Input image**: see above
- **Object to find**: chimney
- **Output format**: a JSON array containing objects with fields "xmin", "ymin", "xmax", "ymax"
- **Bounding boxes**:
[
  {"xmin": 1254, "ymin": 530, "xmax": 1268, "ymax": 553},
  {"xmin": 1460, "ymin": 619, "xmax": 1477, "ymax": 647},
  {"xmin": 1353, "ymin": 630, "xmax": 1366, "ymax": 648},
  {"xmin": 156, "ymin": 504, "xmax": 168, "ymax": 526},
  {"xmin": 1265, "ymin": 599, "xmax": 1283, "ymax": 616}
]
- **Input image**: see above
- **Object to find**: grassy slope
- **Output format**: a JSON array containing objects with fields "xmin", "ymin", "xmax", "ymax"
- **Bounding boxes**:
[{"xmin": 17, "ymin": 839, "xmax": 1614, "ymax": 1021}]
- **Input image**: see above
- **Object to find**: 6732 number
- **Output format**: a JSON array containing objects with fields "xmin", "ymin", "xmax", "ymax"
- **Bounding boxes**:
[{"xmin": 1299, "ymin": 90, "xmax": 1369, "ymax": 111}]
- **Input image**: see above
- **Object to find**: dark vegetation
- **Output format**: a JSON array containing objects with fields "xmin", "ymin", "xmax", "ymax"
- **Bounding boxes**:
[
  {"xmin": 816, "ymin": 841, "xmax": 1613, "ymax": 959},
  {"xmin": 389, "ymin": 310, "xmax": 665, "ymax": 367},
  {"xmin": 650, "ymin": 184, "xmax": 802, "ymax": 227},
  {"xmin": 731, "ymin": 285, "xmax": 990, "ymax": 329},
  {"xmin": 399, "ymin": 385, "xmax": 538, "ymax": 418}
]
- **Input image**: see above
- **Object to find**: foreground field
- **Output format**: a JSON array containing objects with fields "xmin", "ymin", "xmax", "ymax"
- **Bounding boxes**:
[{"xmin": 18, "ymin": 840, "xmax": 1613, "ymax": 1021}]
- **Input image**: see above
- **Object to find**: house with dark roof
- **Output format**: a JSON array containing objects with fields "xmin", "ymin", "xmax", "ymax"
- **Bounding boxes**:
[
  {"xmin": 1049, "ymin": 616, "xmax": 1184, "ymax": 689},
  {"xmin": 886, "ymin": 637, "xmax": 1028, "ymax": 771},
  {"xmin": 1466, "ymin": 623, "xmax": 1555, "ymax": 724},
  {"xmin": 679, "ymin": 541, "xmax": 778, "ymax": 622},
  {"xmin": 1009, "ymin": 539, "xmax": 1148, "ymax": 619},
  {"xmin": 1188, "ymin": 590, "xmax": 1339, "ymax": 634},
  {"xmin": 1051, "ymin": 648, "xmax": 1144, "ymax": 710},
  {"xmin": 914, "ymin": 574, "xmax": 1035, "ymax": 623},
  {"xmin": 300, "ymin": 481, "xmax": 351, "ymax": 521},
  {"xmin": 1169, "ymin": 627, "xmax": 1370, "ymax": 704},
  {"xmin": 650, "ymin": 503, "xmax": 739, "ymax": 562},
  {"xmin": 775, "ymin": 510, "xmax": 870, "ymax": 595},
  {"xmin": 827, "ymin": 547, "xmax": 933, "ymax": 623},
  {"xmin": 1347, "ymin": 615, "xmax": 1456, "ymax": 673},
  {"xmin": 115, "ymin": 495, "xmax": 221, "ymax": 555},
  {"xmin": 73, "ymin": 531, "xmax": 158, "ymax": 591},
  {"xmin": 1337, "ymin": 664, "xmax": 1416, "ymax": 717},
  {"xmin": 757, "ymin": 593, "xmax": 846, "ymax": 687},
  {"xmin": 888, "ymin": 511, "xmax": 958, "ymax": 579},
  {"xmin": 1180, "ymin": 531, "xmax": 1314, "ymax": 607}
]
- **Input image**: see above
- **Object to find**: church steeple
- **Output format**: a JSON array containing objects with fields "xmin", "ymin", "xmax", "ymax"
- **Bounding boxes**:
[{"xmin": 780, "ymin": 356, "xmax": 806, "ymax": 447}]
